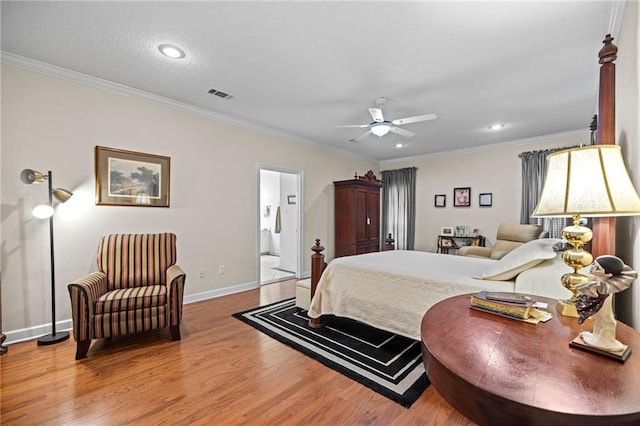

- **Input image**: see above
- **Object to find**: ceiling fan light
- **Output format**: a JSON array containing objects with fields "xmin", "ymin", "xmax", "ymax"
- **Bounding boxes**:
[{"xmin": 371, "ymin": 122, "xmax": 391, "ymax": 137}]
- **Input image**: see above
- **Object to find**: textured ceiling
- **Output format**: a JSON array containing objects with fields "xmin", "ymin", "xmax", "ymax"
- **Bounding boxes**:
[{"xmin": 1, "ymin": 1, "xmax": 620, "ymax": 161}]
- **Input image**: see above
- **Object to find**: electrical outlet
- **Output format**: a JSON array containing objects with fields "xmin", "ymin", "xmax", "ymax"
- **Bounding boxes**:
[
  {"xmin": 219, "ymin": 265, "xmax": 225, "ymax": 274},
  {"xmin": 198, "ymin": 269, "xmax": 205, "ymax": 278}
]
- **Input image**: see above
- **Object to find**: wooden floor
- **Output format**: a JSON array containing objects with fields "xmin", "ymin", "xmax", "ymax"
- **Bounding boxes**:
[{"xmin": 1, "ymin": 279, "xmax": 475, "ymax": 425}]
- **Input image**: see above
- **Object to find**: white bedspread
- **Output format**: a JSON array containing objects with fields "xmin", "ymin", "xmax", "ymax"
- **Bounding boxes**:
[{"xmin": 308, "ymin": 250, "xmax": 571, "ymax": 340}]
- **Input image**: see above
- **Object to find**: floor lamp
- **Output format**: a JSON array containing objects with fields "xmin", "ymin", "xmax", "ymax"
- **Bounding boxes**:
[{"xmin": 20, "ymin": 169, "xmax": 73, "ymax": 345}]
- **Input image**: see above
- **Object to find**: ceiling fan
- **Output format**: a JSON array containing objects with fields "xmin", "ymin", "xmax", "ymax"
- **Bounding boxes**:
[{"xmin": 339, "ymin": 97, "xmax": 437, "ymax": 142}]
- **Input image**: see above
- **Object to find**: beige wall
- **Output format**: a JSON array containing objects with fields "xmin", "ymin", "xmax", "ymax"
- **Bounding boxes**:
[
  {"xmin": 0, "ymin": 64, "xmax": 377, "ymax": 338},
  {"xmin": 381, "ymin": 133, "xmax": 588, "ymax": 253},
  {"xmin": 614, "ymin": 0, "xmax": 640, "ymax": 328},
  {"xmin": 2, "ymin": 4, "xmax": 639, "ymax": 341}
]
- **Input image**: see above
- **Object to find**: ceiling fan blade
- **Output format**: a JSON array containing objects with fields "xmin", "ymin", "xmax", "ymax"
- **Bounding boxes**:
[
  {"xmin": 349, "ymin": 130, "xmax": 372, "ymax": 142},
  {"xmin": 391, "ymin": 114, "xmax": 437, "ymax": 125},
  {"xmin": 390, "ymin": 126, "xmax": 415, "ymax": 138},
  {"xmin": 368, "ymin": 108, "xmax": 384, "ymax": 122},
  {"xmin": 336, "ymin": 124, "xmax": 370, "ymax": 128}
]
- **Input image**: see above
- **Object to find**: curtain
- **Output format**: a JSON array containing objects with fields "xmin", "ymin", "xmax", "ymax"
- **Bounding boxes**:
[
  {"xmin": 519, "ymin": 147, "xmax": 574, "ymax": 238},
  {"xmin": 381, "ymin": 167, "xmax": 417, "ymax": 250}
]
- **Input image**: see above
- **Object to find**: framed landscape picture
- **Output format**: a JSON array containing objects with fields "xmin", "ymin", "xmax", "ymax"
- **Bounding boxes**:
[{"xmin": 95, "ymin": 146, "xmax": 170, "ymax": 207}]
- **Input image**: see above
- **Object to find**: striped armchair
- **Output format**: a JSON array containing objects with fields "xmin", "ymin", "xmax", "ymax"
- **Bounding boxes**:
[{"xmin": 68, "ymin": 233, "xmax": 186, "ymax": 360}]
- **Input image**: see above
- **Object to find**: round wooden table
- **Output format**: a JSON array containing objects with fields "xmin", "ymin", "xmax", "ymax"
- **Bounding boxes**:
[{"xmin": 421, "ymin": 294, "xmax": 640, "ymax": 426}]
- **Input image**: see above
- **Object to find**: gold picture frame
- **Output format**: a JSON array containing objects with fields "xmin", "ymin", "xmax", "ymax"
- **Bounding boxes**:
[{"xmin": 95, "ymin": 146, "xmax": 170, "ymax": 207}]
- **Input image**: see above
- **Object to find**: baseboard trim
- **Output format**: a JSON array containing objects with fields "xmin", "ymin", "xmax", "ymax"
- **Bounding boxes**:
[
  {"xmin": 182, "ymin": 281, "xmax": 258, "ymax": 305},
  {"xmin": 3, "ymin": 281, "xmax": 261, "ymax": 346},
  {"xmin": 4, "ymin": 320, "xmax": 75, "ymax": 346},
  {"xmin": 3, "ymin": 275, "xmax": 312, "ymax": 346}
]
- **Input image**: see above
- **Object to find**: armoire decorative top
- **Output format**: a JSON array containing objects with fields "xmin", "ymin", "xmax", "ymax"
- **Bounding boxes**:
[{"xmin": 354, "ymin": 170, "xmax": 382, "ymax": 183}]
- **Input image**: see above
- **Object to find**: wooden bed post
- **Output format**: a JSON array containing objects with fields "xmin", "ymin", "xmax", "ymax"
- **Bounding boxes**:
[
  {"xmin": 310, "ymin": 239, "xmax": 325, "ymax": 300},
  {"xmin": 308, "ymin": 239, "xmax": 326, "ymax": 328},
  {"xmin": 383, "ymin": 233, "xmax": 395, "ymax": 251},
  {"xmin": 307, "ymin": 235, "xmax": 392, "ymax": 329},
  {"xmin": 592, "ymin": 34, "xmax": 617, "ymax": 258}
]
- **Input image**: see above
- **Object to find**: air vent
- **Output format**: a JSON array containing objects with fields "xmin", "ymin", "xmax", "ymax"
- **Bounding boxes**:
[{"xmin": 207, "ymin": 88, "xmax": 233, "ymax": 100}]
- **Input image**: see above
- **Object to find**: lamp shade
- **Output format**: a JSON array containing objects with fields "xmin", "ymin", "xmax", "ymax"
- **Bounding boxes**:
[
  {"xmin": 52, "ymin": 188, "xmax": 73, "ymax": 203},
  {"xmin": 532, "ymin": 145, "xmax": 640, "ymax": 218},
  {"xmin": 20, "ymin": 168, "xmax": 46, "ymax": 184},
  {"xmin": 32, "ymin": 203, "xmax": 54, "ymax": 219}
]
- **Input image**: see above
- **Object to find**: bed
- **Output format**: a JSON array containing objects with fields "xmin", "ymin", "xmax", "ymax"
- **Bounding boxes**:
[{"xmin": 307, "ymin": 239, "xmax": 572, "ymax": 340}]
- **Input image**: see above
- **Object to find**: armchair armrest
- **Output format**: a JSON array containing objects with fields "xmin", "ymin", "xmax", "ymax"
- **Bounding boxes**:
[
  {"xmin": 167, "ymin": 264, "xmax": 185, "ymax": 285},
  {"xmin": 68, "ymin": 272, "xmax": 107, "ymax": 342},
  {"xmin": 166, "ymin": 265, "xmax": 186, "ymax": 327},
  {"xmin": 458, "ymin": 246, "xmax": 492, "ymax": 257}
]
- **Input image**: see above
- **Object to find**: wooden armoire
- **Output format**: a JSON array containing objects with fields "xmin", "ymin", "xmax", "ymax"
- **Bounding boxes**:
[{"xmin": 334, "ymin": 171, "xmax": 382, "ymax": 257}]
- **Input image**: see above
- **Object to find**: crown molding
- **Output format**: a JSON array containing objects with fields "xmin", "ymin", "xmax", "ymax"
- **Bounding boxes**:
[
  {"xmin": 3, "ymin": 52, "xmax": 591, "ymax": 166},
  {"xmin": 1, "ymin": 51, "xmax": 376, "ymax": 162},
  {"xmin": 381, "ymin": 129, "xmax": 591, "ymax": 166},
  {"xmin": 0, "ymin": 51, "xmax": 294, "ymax": 138}
]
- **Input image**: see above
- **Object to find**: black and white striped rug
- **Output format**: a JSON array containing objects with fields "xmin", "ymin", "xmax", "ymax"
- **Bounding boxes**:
[{"xmin": 233, "ymin": 298, "xmax": 429, "ymax": 407}]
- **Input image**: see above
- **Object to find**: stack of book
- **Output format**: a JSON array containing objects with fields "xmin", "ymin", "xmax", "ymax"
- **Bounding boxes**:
[{"xmin": 470, "ymin": 291, "xmax": 537, "ymax": 320}]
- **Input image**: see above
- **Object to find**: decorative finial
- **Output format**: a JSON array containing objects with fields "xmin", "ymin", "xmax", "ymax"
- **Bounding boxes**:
[
  {"xmin": 311, "ymin": 239, "xmax": 325, "ymax": 254},
  {"xmin": 598, "ymin": 34, "xmax": 617, "ymax": 64}
]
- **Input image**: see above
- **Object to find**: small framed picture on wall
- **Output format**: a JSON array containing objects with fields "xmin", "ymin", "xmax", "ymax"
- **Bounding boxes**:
[
  {"xmin": 479, "ymin": 193, "xmax": 492, "ymax": 207},
  {"xmin": 434, "ymin": 194, "xmax": 446, "ymax": 207},
  {"xmin": 453, "ymin": 187, "xmax": 471, "ymax": 207}
]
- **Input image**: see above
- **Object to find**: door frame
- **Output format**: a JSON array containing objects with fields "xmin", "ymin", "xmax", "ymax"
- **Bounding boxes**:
[{"xmin": 256, "ymin": 163, "xmax": 303, "ymax": 285}]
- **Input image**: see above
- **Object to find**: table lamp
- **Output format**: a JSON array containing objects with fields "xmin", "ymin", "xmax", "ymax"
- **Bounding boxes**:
[{"xmin": 531, "ymin": 145, "xmax": 640, "ymax": 316}]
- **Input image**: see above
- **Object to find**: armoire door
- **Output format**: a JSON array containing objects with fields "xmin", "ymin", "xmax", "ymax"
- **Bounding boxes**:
[
  {"xmin": 366, "ymin": 189, "xmax": 380, "ymax": 245},
  {"xmin": 355, "ymin": 189, "xmax": 369, "ymax": 245}
]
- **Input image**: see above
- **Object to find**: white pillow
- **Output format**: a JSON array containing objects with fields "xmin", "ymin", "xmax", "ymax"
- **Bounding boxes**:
[{"xmin": 476, "ymin": 238, "xmax": 563, "ymax": 281}]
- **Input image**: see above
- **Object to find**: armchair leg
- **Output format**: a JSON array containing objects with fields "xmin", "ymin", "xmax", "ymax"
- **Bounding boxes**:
[
  {"xmin": 75, "ymin": 340, "xmax": 91, "ymax": 360},
  {"xmin": 169, "ymin": 325, "xmax": 181, "ymax": 341}
]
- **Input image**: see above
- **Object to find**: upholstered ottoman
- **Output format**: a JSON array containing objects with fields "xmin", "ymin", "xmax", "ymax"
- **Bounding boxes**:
[{"xmin": 295, "ymin": 278, "xmax": 311, "ymax": 310}]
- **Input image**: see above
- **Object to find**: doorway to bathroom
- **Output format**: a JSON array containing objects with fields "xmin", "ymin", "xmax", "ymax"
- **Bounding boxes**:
[{"xmin": 257, "ymin": 165, "xmax": 302, "ymax": 285}]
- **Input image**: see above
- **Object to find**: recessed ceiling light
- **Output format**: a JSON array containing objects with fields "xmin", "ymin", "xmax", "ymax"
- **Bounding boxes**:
[
  {"xmin": 395, "ymin": 143, "xmax": 404, "ymax": 148},
  {"xmin": 489, "ymin": 124, "xmax": 505, "ymax": 130},
  {"xmin": 158, "ymin": 44, "xmax": 185, "ymax": 59}
]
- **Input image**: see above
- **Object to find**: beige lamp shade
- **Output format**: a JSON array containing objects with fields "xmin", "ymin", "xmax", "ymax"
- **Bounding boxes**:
[{"xmin": 532, "ymin": 145, "xmax": 640, "ymax": 218}]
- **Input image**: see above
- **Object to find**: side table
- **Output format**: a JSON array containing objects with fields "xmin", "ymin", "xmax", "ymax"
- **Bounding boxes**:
[{"xmin": 421, "ymin": 294, "xmax": 640, "ymax": 425}]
